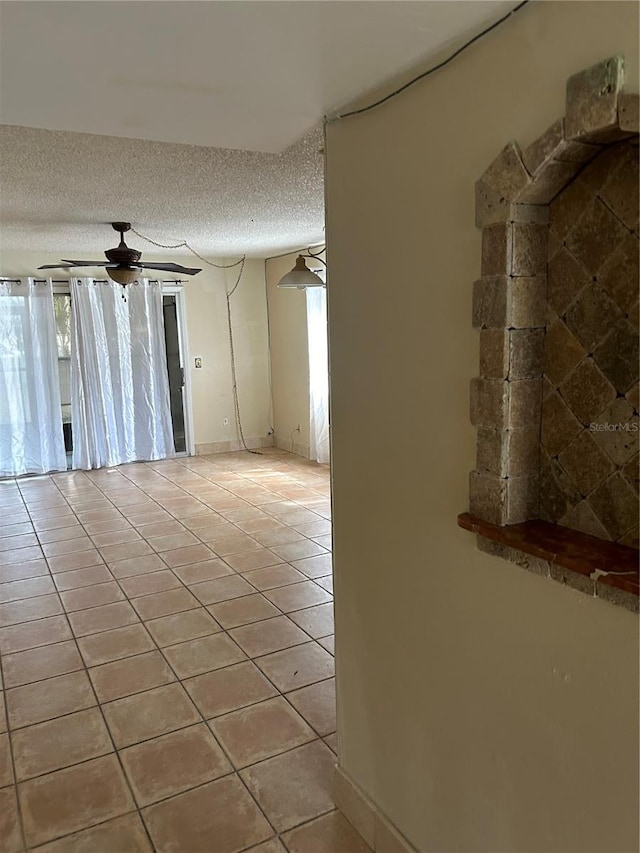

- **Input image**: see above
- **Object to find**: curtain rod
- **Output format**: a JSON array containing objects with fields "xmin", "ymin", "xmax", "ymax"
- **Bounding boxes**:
[{"xmin": 0, "ymin": 278, "xmax": 184, "ymax": 284}]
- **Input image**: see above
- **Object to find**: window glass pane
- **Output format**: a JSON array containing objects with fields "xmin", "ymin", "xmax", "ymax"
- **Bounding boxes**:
[{"xmin": 54, "ymin": 294, "xmax": 72, "ymax": 358}]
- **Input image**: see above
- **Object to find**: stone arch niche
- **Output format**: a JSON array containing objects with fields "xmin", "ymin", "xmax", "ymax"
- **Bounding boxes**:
[{"xmin": 458, "ymin": 57, "xmax": 639, "ymax": 612}]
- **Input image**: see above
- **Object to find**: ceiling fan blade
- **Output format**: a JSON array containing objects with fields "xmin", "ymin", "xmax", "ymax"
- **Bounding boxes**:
[
  {"xmin": 140, "ymin": 262, "xmax": 201, "ymax": 276},
  {"xmin": 60, "ymin": 259, "xmax": 114, "ymax": 267},
  {"xmin": 38, "ymin": 263, "xmax": 78, "ymax": 270}
]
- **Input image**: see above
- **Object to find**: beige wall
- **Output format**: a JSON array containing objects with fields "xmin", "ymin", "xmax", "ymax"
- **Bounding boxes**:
[
  {"xmin": 0, "ymin": 250, "xmax": 272, "ymax": 452},
  {"xmin": 325, "ymin": 3, "xmax": 639, "ymax": 852},
  {"xmin": 266, "ymin": 249, "xmax": 326, "ymax": 457},
  {"xmin": 183, "ymin": 256, "xmax": 271, "ymax": 452}
]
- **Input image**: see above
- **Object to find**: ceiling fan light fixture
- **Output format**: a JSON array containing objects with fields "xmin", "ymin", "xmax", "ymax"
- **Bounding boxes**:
[
  {"xmin": 37, "ymin": 223, "xmax": 202, "ymax": 281},
  {"xmin": 107, "ymin": 266, "xmax": 139, "ymax": 285},
  {"xmin": 277, "ymin": 255, "xmax": 324, "ymax": 289}
]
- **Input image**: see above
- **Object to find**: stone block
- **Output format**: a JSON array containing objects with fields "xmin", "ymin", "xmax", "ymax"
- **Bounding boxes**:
[
  {"xmin": 541, "ymin": 391, "xmax": 583, "ymax": 456},
  {"xmin": 579, "ymin": 141, "xmax": 631, "ymax": 193},
  {"xmin": 565, "ymin": 197, "xmax": 629, "ymax": 276},
  {"xmin": 592, "ymin": 319, "xmax": 639, "ymax": 393},
  {"xmin": 560, "ymin": 357, "xmax": 617, "ymax": 425},
  {"xmin": 548, "ymin": 563, "xmax": 596, "ymax": 596},
  {"xmin": 508, "ymin": 379, "xmax": 542, "ymax": 428},
  {"xmin": 627, "ymin": 382, "xmax": 639, "ymax": 414},
  {"xmin": 549, "ymin": 178, "xmax": 593, "ymax": 241},
  {"xmin": 506, "ymin": 475, "xmax": 539, "ymax": 523},
  {"xmin": 588, "ymin": 471, "xmax": 639, "ymax": 541},
  {"xmin": 475, "ymin": 179, "xmax": 511, "ymax": 227},
  {"xmin": 472, "ymin": 276, "xmax": 509, "ymax": 329},
  {"xmin": 559, "ymin": 499, "xmax": 610, "ymax": 540},
  {"xmin": 510, "ymin": 276, "xmax": 547, "ymax": 329},
  {"xmin": 628, "ymin": 298, "xmax": 639, "ymax": 331},
  {"xmin": 511, "ymin": 222, "xmax": 547, "ymax": 276},
  {"xmin": 480, "ymin": 329, "xmax": 509, "ymax": 378},
  {"xmin": 522, "ymin": 119, "xmax": 565, "ymax": 174},
  {"xmin": 555, "ymin": 139, "xmax": 603, "ymax": 164},
  {"xmin": 596, "ymin": 578, "xmax": 639, "ymax": 613},
  {"xmin": 565, "ymin": 56, "xmax": 625, "ymax": 142},
  {"xmin": 469, "ymin": 471, "xmax": 508, "ymax": 525},
  {"xmin": 618, "ymin": 92, "xmax": 639, "ymax": 133},
  {"xmin": 480, "ymin": 141, "xmax": 532, "ymax": 200},
  {"xmin": 477, "ymin": 537, "xmax": 551, "ymax": 576},
  {"xmin": 476, "ymin": 428, "xmax": 508, "ymax": 477},
  {"xmin": 509, "ymin": 205, "xmax": 549, "ymax": 225},
  {"xmin": 544, "ymin": 319, "xmax": 587, "ymax": 387},
  {"xmin": 470, "ymin": 377, "xmax": 509, "ymax": 429},
  {"xmin": 506, "ymin": 428, "xmax": 540, "ymax": 477},
  {"xmin": 509, "ymin": 328, "xmax": 545, "ymax": 380},
  {"xmin": 517, "ymin": 160, "xmax": 582, "ymax": 205},
  {"xmin": 597, "ymin": 235, "xmax": 639, "ymax": 315},
  {"xmin": 564, "ymin": 282, "xmax": 623, "ymax": 353},
  {"xmin": 522, "ymin": 119, "xmax": 601, "ymax": 174},
  {"xmin": 591, "ymin": 397, "xmax": 639, "ymax": 466},
  {"xmin": 476, "ymin": 536, "xmax": 509, "ymax": 559},
  {"xmin": 474, "ymin": 194, "xmax": 550, "ymax": 228},
  {"xmin": 481, "ymin": 223, "xmax": 512, "ymax": 276},
  {"xmin": 557, "ymin": 430, "xmax": 615, "ymax": 497},
  {"xmin": 547, "ymin": 247, "xmax": 591, "ymax": 316},
  {"xmin": 599, "ymin": 145, "xmax": 639, "ymax": 230}
]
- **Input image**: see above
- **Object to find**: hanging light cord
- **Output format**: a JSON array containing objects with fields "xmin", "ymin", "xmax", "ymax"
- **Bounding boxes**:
[
  {"xmin": 131, "ymin": 228, "xmax": 245, "ymax": 269},
  {"xmin": 224, "ymin": 258, "xmax": 262, "ymax": 455},
  {"xmin": 332, "ymin": 0, "xmax": 530, "ymax": 121}
]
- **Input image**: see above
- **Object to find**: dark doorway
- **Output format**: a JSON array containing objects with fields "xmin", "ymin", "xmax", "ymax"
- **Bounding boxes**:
[{"xmin": 162, "ymin": 295, "xmax": 186, "ymax": 454}]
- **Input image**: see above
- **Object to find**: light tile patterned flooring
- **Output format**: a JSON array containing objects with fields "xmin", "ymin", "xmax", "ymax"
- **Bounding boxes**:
[{"xmin": 0, "ymin": 450, "xmax": 370, "ymax": 853}]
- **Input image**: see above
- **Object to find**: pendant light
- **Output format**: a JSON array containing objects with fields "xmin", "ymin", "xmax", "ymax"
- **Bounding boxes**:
[{"xmin": 277, "ymin": 255, "xmax": 325, "ymax": 289}]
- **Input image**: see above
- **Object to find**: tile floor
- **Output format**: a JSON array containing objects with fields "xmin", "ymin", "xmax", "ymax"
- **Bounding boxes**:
[{"xmin": 0, "ymin": 449, "xmax": 370, "ymax": 853}]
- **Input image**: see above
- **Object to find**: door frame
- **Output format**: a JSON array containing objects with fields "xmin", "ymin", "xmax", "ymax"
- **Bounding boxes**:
[{"xmin": 161, "ymin": 283, "xmax": 195, "ymax": 457}]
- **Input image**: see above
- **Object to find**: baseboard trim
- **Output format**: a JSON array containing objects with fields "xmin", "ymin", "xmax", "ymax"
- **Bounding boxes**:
[
  {"xmin": 195, "ymin": 436, "xmax": 274, "ymax": 455},
  {"xmin": 334, "ymin": 765, "xmax": 418, "ymax": 853},
  {"xmin": 274, "ymin": 435, "xmax": 310, "ymax": 459}
]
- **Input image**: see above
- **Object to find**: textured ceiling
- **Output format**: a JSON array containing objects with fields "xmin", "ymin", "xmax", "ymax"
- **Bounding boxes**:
[
  {"xmin": 0, "ymin": 124, "xmax": 324, "ymax": 258},
  {"xmin": 0, "ymin": 0, "xmax": 516, "ymax": 257}
]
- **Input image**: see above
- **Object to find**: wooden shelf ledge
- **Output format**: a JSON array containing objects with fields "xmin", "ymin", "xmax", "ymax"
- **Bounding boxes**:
[{"xmin": 458, "ymin": 513, "xmax": 639, "ymax": 613}]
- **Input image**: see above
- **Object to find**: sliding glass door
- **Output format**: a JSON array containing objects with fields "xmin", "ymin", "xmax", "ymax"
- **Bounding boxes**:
[{"xmin": 162, "ymin": 294, "xmax": 187, "ymax": 454}]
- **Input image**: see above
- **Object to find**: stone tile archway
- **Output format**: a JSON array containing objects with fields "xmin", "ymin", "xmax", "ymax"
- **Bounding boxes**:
[
  {"xmin": 469, "ymin": 56, "xmax": 638, "ymax": 530},
  {"xmin": 461, "ymin": 57, "xmax": 639, "ymax": 611}
]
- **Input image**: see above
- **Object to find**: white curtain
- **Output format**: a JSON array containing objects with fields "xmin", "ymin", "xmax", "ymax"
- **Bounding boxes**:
[
  {"xmin": 0, "ymin": 279, "xmax": 67, "ymax": 477},
  {"xmin": 306, "ymin": 286, "xmax": 330, "ymax": 464},
  {"xmin": 71, "ymin": 278, "xmax": 175, "ymax": 470}
]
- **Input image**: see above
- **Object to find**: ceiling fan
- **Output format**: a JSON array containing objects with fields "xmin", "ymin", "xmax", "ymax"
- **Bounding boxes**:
[{"xmin": 38, "ymin": 222, "xmax": 202, "ymax": 286}]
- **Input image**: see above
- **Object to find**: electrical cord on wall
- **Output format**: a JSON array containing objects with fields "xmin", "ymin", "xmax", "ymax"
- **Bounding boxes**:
[
  {"xmin": 225, "ymin": 256, "xmax": 262, "ymax": 455},
  {"xmin": 263, "ymin": 259, "xmax": 276, "ymax": 438},
  {"xmin": 330, "ymin": 0, "xmax": 530, "ymax": 121},
  {"xmin": 133, "ymin": 228, "xmax": 261, "ymax": 455}
]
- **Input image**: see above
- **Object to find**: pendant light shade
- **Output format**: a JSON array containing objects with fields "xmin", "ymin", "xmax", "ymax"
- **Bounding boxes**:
[{"xmin": 277, "ymin": 255, "xmax": 324, "ymax": 289}]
